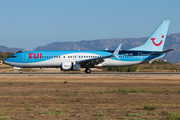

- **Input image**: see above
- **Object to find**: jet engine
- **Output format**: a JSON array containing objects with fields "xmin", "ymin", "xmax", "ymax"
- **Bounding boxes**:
[{"xmin": 61, "ymin": 62, "xmax": 81, "ymax": 71}]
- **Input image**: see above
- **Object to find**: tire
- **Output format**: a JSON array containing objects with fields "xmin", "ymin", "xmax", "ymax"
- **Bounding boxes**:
[
  {"xmin": 19, "ymin": 70, "xmax": 23, "ymax": 73},
  {"xmin": 85, "ymin": 68, "xmax": 91, "ymax": 73}
]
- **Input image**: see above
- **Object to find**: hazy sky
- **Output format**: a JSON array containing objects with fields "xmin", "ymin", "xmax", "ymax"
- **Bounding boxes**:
[{"xmin": 0, "ymin": 0, "xmax": 180, "ymax": 51}]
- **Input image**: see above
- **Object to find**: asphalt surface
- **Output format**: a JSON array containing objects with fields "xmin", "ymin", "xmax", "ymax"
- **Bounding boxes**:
[{"xmin": 0, "ymin": 72, "xmax": 180, "ymax": 76}]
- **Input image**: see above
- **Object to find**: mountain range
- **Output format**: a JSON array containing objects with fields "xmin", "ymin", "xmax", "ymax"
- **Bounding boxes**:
[
  {"xmin": 0, "ymin": 46, "xmax": 24, "ymax": 53},
  {"xmin": 1, "ymin": 33, "xmax": 180, "ymax": 63},
  {"xmin": 34, "ymin": 33, "xmax": 180, "ymax": 63}
]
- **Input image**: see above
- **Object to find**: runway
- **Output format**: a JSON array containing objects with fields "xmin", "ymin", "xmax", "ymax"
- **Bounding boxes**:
[{"xmin": 0, "ymin": 72, "xmax": 180, "ymax": 76}]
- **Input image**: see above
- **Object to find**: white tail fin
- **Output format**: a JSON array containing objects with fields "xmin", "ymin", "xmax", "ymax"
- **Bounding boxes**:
[{"xmin": 130, "ymin": 20, "xmax": 170, "ymax": 51}]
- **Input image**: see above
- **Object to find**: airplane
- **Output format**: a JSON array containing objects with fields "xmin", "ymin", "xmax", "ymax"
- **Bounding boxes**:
[{"xmin": 4, "ymin": 20, "xmax": 173, "ymax": 73}]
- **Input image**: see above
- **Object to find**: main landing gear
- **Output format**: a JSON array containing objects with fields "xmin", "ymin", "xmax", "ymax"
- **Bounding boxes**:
[
  {"xmin": 19, "ymin": 69, "xmax": 23, "ymax": 73},
  {"xmin": 85, "ymin": 68, "xmax": 91, "ymax": 73}
]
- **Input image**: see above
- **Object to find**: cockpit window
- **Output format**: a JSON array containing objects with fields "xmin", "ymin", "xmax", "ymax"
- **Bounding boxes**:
[{"xmin": 12, "ymin": 56, "xmax": 17, "ymax": 58}]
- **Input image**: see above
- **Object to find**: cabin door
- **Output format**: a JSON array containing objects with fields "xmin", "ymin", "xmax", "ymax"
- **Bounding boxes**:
[
  {"xmin": 22, "ymin": 53, "xmax": 27, "ymax": 62},
  {"xmin": 138, "ymin": 52, "xmax": 142, "ymax": 61}
]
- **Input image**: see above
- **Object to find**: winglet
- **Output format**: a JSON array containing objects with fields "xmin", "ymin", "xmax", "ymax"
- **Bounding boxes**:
[
  {"xmin": 112, "ymin": 43, "xmax": 122, "ymax": 60},
  {"xmin": 113, "ymin": 43, "xmax": 122, "ymax": 55}
]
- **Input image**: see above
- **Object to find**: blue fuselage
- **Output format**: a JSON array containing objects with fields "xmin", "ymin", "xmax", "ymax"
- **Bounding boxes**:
[{"xmin": 4, "ymin": 50, "xmax": 164, "ymax": 68}]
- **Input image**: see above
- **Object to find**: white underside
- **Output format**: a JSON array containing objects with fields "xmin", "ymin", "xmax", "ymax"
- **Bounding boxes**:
[{"xmin": 5, "ymin": 58, "xmax": 141, "ymax": 68}]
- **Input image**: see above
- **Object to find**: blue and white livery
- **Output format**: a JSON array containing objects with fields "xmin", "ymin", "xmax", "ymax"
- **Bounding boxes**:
[{"xmin": 4, "ymin": 21, "xmax": 173, "ymax": 73}]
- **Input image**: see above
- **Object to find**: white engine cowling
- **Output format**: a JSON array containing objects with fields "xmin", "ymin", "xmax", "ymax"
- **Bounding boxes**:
[{"xmin": 61, "ymin": 62, "xmax": 81, "ymax": 71}]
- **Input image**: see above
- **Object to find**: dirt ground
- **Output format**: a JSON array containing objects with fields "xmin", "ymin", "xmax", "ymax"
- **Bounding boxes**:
[{"xmin": 0, "ymin": 75, "xmax": 180, "ymax": 120}]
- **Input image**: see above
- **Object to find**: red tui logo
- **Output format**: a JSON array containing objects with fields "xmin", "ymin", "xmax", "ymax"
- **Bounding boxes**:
[{"xmin": 151, "ymin": 35, "xmax": 164, "ymax": 46}]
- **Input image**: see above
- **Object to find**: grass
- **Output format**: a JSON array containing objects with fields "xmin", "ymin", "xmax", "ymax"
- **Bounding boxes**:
[
  {"xmin": 108, "ymin": 88, "xmax": 117, "ymax": 93},
  {"xmin": 76, "ymin": 93, "xmax": 81, "ymax": 102},
  {"xmin": 0, "ymin": 75, "xmax": 179, "ymax": 119},
  {"xmin": 0, "ymin": 117, "xmax": 10, "ymax": 119},
  {"xmin": 126, "ymin": 113, "xmax": 140, "ymax": 116},
  {"xmin": 144, "ymin": 104, "xmax": 157, "ymax": 110},
  {"xmin": 147, "ymin": 112, "xmax": 157, "ymax": 116},
  {"xmin": 56, "ymin": 88, "xmax": 59, "ymax": 92},
  {"xmin": 63, "ymin": 104, "xmax": 70, "ymax": 112},
  {"xmin": 29, "ymin": 82, "xmax": 34, "ymax": 85},
  {"xmin": 39, "ymin": 110, "xmax": 66, "ymax": 115},
  {"xmin": 0, "ymin": 109, "xmax": 8, "ymax": 116},
  {"xmin": 129, "ymin": 102, "xmax": 138, "ymax": 106},
  {"xmin": 45, "ymin": 82, "xmax": 47, "ymax": 86},
  {"xmin": 117, "ymin": 86, "xmax": 128, "ymax": 94},
  {"xmin": 24, "ymin": 102, "xmax": 32, "ymax": 111},
  {"xmin": 92, "ymin": 87, "xmax": 95, "ymax": 93},
  {"xmin": 129, "ymin": 87, "xmax": 147, "ymax": 93},
  {"xmin": 62, "ymin": 100, "xmax": 65, "ymax": 104},
  {"xmin": 162, "ymin": 86, "xmax": 169, "ymax": 93},
  {"xmin": 65, "ymin": 90, "xmax": 69, "ymax": 96},
  {"xmin": 178, "ymin": 89, "xmax": 180, "ymax": 93},
  {"xmin": 94, "ymin": 112, "xmax": 106, "ymax": 116},
  {"xmin": 118, "ymin": 86, "xmax": 125, "ymax": 93},
  {"xmin": 164, "ymin": 112, "xmax": 180, "ymax": 120}
]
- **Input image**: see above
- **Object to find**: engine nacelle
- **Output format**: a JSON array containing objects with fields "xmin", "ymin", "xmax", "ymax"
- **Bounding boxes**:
[{"xmin": 61, "ymin": 62, "xmax": 81, "ymax": 71}]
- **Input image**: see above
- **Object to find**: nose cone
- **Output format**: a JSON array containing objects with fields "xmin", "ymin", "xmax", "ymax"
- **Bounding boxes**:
[
  {"xmin": 3, "ymin": 59, "xmax": 7, "ymax": 64},
  {"xmin": 3, "ymin": 58, "xmax": 10, "ymax": 65}
]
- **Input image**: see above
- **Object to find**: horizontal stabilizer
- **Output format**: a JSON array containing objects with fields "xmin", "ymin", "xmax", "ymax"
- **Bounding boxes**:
[{"xmin": 150, "ymin": 49, "xmax": 174, "ymax": 55}]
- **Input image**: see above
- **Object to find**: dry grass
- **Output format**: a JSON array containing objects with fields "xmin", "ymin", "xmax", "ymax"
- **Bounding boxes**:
[{"xmin": 0, "ymin": 75, "xmax": 179, "ymax": 119}]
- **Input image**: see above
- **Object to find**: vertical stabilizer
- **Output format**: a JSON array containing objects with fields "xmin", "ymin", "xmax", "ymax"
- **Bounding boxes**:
[{"xmin": 130, "ymin": 20, "xmax": 170, "ymax": 51}]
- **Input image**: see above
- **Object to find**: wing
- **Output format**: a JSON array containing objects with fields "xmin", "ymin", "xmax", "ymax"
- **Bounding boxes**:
[
  {"xmin": 77, "ymin": 43, "xmax": 122, "ymax": 68},
  {"xmin": 77, "ymin": 55, "xmax": 113, "ymax": 68}
]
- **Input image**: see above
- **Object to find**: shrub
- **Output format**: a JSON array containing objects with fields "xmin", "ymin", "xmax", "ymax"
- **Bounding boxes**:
[
  {"xmin": 164, "ymin": 112, "xmax": 180, "ymax": 120},
  {"xmin": 65, "ymin": 91, "xmax": 69, "ymax": 96},
  {"xmin": 9, "ymin": 82, "xmax": 12, "ymax": 86},
  {"xmin": 39, "ymin": 110, "xmax": 66, "ymax": 115},
  {"xmin": 76, "ymin": 93, "xmax": 81, "ymax": 102},
  {"xmin": 29, "ymin": 82, "xmax": 34, "ymax": 85},
  {"xmin": 118, "ymin": 86, "xmax": 126, "ymax": 93},
  {"xmin": 129, "ymin": 87, "xmax": 147, "ymax": 93},
  {"xmin": 126, "ymin": 113, "xmax": 140, "ymax": 116},
  {"xmin": 94, "ymin": 112, "xmax": 106, "ymax": 116},
  {"xmin": 0, "ymin": 117, "xmax": 10, "ymax": 119},
  {"xmin": 62, "ymin": 100, "xmax": 65, "ymax": 104},
  {"xmin": 102, "ymin": 65, "xmax": 138, "ymax": 72},
  {"xmin": 64, "ymin": 81, "xmax": 68, "ymax": 83},
  {"xmin": 144, "ymin": 104, "xmax": 157, "ymax": 110},
  {"xmin": 56, "ymin": 88, "xmax": 59, "ymax": 92},
  {"xmin": 24, "ymin": 102, "xmax": 32, "ymax": 111}
]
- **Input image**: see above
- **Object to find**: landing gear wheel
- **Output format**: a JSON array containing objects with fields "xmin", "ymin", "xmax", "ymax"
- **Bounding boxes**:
[
  {"xmin": 85, "ymin": 68, "xmax": 91, "ymax": 73},
  {"xmin": 19, "ymin": 69, "xmax": 23, "ymax": 73}
]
